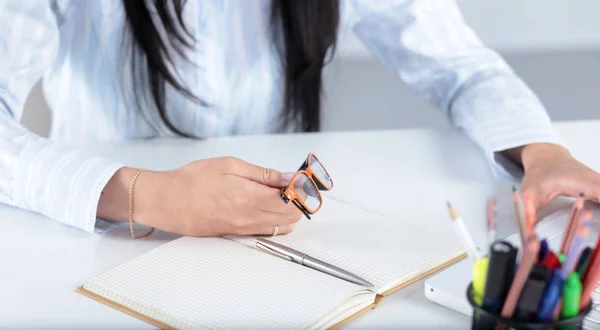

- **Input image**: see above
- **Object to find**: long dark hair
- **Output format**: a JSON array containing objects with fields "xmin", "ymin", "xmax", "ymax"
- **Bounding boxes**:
[{"xmin": 122, "ymin": 0, "xmax": 339, "ymax": 135}]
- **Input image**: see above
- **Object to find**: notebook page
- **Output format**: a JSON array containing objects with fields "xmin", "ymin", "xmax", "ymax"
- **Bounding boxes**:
[
  {"xmin": 229, "ymin": 197, "xmax": 465, "ymax": 293},
  {"xmin": 82, "ymin": 237, "xmax": 374, "ymax": 329}
]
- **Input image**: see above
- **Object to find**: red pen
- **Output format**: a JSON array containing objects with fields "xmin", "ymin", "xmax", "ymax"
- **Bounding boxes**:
[
  {"xmin": 581, "ymin": 243, "xmax": 600, "ymax": 309},
  {"xmin": 583, "ymin": 232, "xmax": 600, "ymax": 284}
]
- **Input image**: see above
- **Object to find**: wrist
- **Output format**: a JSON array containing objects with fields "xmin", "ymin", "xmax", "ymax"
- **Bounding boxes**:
[
  {"xmin": 97, "ymin": 167, "xmax": 166, "ymax": 227},
  {"xmin": 131, "ymin": 169, "xmax": 170, "ymax": 228},
  {"xmin": 519, "ymin": 143, "xmax": 572, "ymax": 171},
  {"xmin": 97, "ymin": 167, "xmax": 134, "ymax": 222}
]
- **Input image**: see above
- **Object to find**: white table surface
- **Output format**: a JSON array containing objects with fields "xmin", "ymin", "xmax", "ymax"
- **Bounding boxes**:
[{"xmin": 1, "ymin": 120, "xmax": 599, "ymax": 329}]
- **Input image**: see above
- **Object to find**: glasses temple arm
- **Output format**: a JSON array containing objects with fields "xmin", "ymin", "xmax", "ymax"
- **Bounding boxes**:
[{"xmin": 292, "ymin": 200, "xmax": 312, "ymax": 220}]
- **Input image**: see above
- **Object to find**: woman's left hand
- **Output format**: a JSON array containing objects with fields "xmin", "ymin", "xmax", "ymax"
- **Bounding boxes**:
[{"xmin": 508, "ymin": 143, "xmax": 600, "ymax": 210}]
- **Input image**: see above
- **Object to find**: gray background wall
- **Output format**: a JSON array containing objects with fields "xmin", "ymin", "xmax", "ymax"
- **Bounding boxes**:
[{"xmin": 20, "ymin": 0, "xmax": 600, "ymax": 136}]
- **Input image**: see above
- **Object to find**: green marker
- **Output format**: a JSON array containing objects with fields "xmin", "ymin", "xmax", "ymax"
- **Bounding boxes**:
[
  {"xmin": 576, "ymin": 247, "xmax": 592, "ymax": 277},
  {"xmin": 558, "ymin": 253, "xmax": 567, "ymax": 265},
  {"xmin": 472, "ymin": 257, "xmax": 489, "ymax": 306},
  {"xmin": 561, "ymin": 272, "xmax": 583, "ymax": 319}
]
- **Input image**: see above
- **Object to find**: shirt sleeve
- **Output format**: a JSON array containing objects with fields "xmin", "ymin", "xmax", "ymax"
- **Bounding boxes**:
[
  {"xmin": 345, "ymin": 0, "xmax": 565, "ymax": 181},
  {"xmin": 0, "ymin": 0, "xmax": 124, "ymax": 233}
]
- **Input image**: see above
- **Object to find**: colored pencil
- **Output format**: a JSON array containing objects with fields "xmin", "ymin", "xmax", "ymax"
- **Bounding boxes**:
[
  {"xmin": 501, "ymin": 236, "xmax": 541, "ymax": 318},
  {"xmin": 524, "ymin": 192, "xmax": 537, "ymax": 236},
  {"xmin": 560, "ymin": 194, "xmax": 585, "ymax": 255},
  {"xmin": 512, "ymin": 186, "xmax": 526, "ymax": 247},
  {"xmin": 487, "ymin": 197, "xmax": 497, "ymax": 246}
]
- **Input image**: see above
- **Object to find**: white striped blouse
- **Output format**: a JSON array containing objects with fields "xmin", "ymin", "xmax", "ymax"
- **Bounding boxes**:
[{"xmin": 0, "ymin": 0, "xmax": 563, "ymax": 234}]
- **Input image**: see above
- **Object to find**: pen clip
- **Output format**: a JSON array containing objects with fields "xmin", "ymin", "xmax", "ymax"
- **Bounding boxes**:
[{"xmin": 256, "ymin": 240, "xmax": 293, "ymax": 261}]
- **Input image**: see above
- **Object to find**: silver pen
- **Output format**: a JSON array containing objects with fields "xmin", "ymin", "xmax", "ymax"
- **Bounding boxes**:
[{"xmin": 256, "ymin": 238, "xmax": 374, "ymax": 287}]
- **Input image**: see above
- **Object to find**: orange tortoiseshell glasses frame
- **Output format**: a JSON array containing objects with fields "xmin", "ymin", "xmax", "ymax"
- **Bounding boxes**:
[{"xmin": 280, "ymin": 153, "xmax": 334, "ymax": 219}]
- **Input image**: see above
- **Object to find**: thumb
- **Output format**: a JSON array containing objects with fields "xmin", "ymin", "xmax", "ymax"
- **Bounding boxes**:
[{"xmin": 225, "ymin": 158, "xmax": 286, "ymax": 188}]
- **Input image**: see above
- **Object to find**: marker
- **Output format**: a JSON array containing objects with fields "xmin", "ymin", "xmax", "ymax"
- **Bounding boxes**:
[
  {"xmin": 483, "ymin": 241, "xmax": 517, "ymax": 313},
  {"xmin": 514, "ymin": 264, "xmax": 549, "ymax": 321},
  {"xmin": 561, "ymin": 272, "xmax": 583, "ymax": 319},
  {"xmin": 472, "ymin": 257, "xmax": 489, "ymax": 306},
  {"xmin": 538, "ymin": 269, "xmax": 564, "ymax": 321},
  {"xmin": 558, "ymin": 253, "xmax": 566, "ymax": 265},
  {"xmin": 583, "ymin": 233, "xmax": 600, "ymax": 284},
  {"xmin": 539, "ymin": 239, "xmax": 549, "ymax": 262},
  {"xmin": 447, "ymin": 202, "xmax": 481, "ymax": 261},
  {"xmin": 576, "ymin": 247, "xmax": 592, "ymax": 277},
  {"xmin": 542, "ymin": 251, "xmax": 561, "ymax": 270}
]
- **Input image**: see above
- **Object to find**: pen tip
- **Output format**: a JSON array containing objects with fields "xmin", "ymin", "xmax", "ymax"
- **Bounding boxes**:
[
  {"xmin": 446, "ymin": 201, "xmax": 458, "ymax": 220},
  {"xmin": 579, "ymin": 192, "xmax": 585, "ymax": 198},
  {"xmin": 512, "ymin": 185, "xmax": 517, "ymax": 192}
]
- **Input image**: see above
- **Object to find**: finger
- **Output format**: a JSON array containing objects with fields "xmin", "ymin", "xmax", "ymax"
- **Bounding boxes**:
[
  {"xmin": 236, "ymin": 191, "xmax": 302, "ymax": 226},
  {"xmin": 269, "ymin": 175, "xmax": 319, "ymax": 209},
  {"xmin": 222, "ymin": 157, "xmax": 287, "ymax": 188},
  {"xmin": 238, "ymin": 223, "xmax": 297, "ymax": 236},
  {"xmin": 521, "ymin": 186, "xmax": 560, "ymax": 211},
  {"xmin": 281, "ymin": 172, "xmax": 295, "ymax": 185},
  {"xmin": 580, "ymin": 171, "xmax": 600, "ymax": 203},
  {"xmin": 256, "ymin": 207, "xmax": 303, "ymax": 226},
  {"xmin": 522, "ymin": 169, "xmax": 600, "ymax": 210},
  {"xmin": 276, "ymin": 223, "xmax": 296, "ymax": 235},
  {"xmin": 251, "ymin": 184, "xmax": 306, "ymax": 215}
]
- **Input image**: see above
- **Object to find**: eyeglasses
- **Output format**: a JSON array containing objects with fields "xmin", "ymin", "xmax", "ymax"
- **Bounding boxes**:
[{"xmin": 280, "ymin": 153, "xmax": 334, "ymax": 219}]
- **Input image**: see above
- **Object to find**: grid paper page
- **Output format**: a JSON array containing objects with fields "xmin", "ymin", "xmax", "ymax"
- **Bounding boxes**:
[
  {"xmin": 229, "ymin": 197, "xmax": 465, "ymax": 291},
  {"xmin": 83, "ymin": 237, "xmax": 371, "ymax": 329}
]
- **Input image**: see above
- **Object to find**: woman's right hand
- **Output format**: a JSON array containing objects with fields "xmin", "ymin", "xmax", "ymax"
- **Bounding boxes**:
[{"xmin": 98, "ymin": 157, "xmax": 303, "ymax": 237}]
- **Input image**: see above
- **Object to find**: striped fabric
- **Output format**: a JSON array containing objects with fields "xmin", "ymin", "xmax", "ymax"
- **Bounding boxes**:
[{"xmin": 0, "ymin": 0, "xmax": 563, "ymax": 234}]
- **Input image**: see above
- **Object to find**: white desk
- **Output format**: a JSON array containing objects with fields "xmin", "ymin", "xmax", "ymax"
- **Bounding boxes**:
[{"xmin": 2, "ymin": 120, "xmax": 599, "ymax": 329}]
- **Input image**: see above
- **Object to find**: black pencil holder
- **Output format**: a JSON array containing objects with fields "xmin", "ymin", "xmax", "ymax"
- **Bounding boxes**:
[{"xmin": 466, "ymin": 283, "xmax": 592, "ymax": 330}]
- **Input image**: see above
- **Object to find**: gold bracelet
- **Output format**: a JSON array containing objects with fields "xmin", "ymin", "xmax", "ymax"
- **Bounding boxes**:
[{"xmin": 128, "ymin": 168, "xmax": 155, "ymax": 240}]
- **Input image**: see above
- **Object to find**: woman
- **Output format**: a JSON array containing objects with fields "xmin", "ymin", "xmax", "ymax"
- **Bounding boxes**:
[{"xmin": 1, "ymin": 0, "xmax": 598, "ymax": 238}]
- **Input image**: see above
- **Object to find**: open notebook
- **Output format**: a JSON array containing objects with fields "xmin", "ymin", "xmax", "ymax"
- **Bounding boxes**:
[{"xmin": 78, "ymin": 197, "xmax": 466, "ymax": 329}]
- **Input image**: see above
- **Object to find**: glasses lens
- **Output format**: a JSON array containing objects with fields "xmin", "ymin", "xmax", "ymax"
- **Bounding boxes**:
[
  {"xmin": 309, "ymin": 155, "xmax": 333, "ymax": 188},
  {"xmin": 292, "ymin": 173, "xmax": 321, "ymax": 212}
]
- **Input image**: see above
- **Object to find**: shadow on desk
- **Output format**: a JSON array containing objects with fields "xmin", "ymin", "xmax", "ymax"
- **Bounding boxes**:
[{"xmin": 102, "ymin": 223, "xmax": 181, "ymax": 243}]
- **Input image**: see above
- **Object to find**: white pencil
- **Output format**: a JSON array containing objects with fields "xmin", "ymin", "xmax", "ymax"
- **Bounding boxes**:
[{"xmin": 447, "ymin": 201, "xmax": 482, "ymax": 260}]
